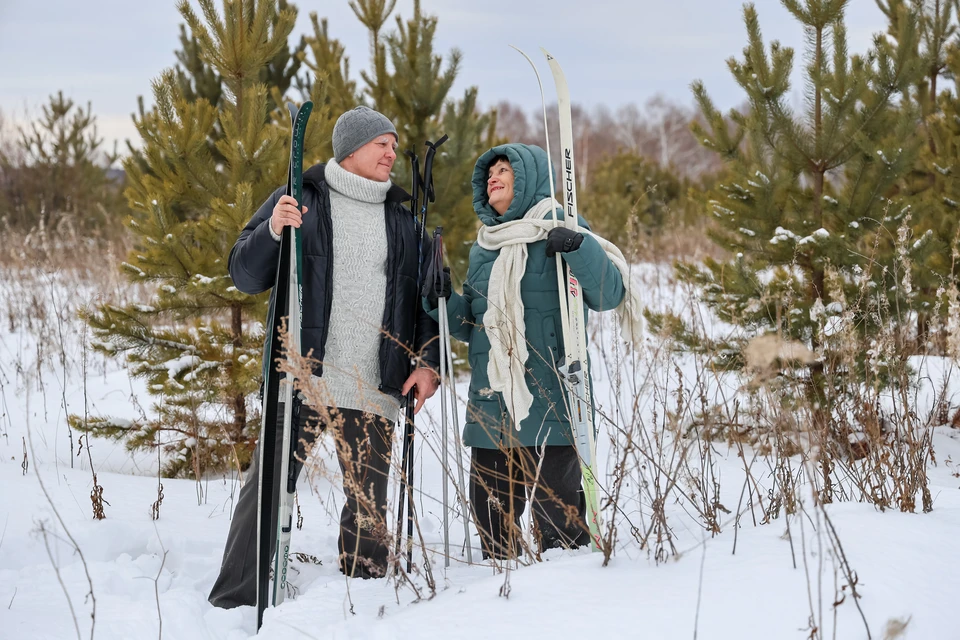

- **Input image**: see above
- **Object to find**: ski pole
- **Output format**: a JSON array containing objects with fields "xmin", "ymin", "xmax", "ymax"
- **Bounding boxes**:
[
  {"xmin": 394, "ymin": 150, "xmax": 420, "ymax": 575},
  {"xmin": 402, "ymin": 135, "xmax": 448, "ymax": 573},
  {"xmin": 431, "ymin": 227, "xmax": 474, "ymax": 565},
  {"xmin": 432, "ymin": 228, "xmax": 451, "ymax": 567},
  {"xmin": 394, "ymin": 134, "xmax": 448, "ymax": 574}
]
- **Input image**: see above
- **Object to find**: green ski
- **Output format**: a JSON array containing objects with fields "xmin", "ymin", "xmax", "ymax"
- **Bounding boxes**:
[{"xmin": 256, "ymin": 100, "xmax": 312, "ymax": 630}]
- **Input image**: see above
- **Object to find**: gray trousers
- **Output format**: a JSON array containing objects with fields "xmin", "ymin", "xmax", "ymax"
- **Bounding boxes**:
[{"xmin": 208, "ymin": 404, "xmax": 394, "ymax": 609}]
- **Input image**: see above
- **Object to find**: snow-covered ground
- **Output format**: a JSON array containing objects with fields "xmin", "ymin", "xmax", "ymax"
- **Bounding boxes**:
[{"xmin": 1, "ymin": 264, "xmax": 959, "ymax": 640}]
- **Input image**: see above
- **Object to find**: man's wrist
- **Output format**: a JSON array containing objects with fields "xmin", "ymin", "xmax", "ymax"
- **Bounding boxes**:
[{"xmin": 268, "ymin": 220, "xmax": 282, "ymax": 242}]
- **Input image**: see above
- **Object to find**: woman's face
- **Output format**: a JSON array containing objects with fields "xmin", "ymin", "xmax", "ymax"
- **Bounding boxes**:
[{"xmin": 487, "ymin": 159, "xmax": 515, "ymax": 215}]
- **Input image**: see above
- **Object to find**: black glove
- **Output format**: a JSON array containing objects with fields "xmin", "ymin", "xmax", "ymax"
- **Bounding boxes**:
[
  {"xmin": 423, "ymin": 264, "xmax": 452, "ymax": 306},
  {"xmin": 545, "ymin": 226, "xmax": 584, "ymax": 257}
]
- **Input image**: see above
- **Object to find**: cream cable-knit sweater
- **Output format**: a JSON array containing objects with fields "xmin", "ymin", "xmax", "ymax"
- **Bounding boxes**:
[{"xmin": 272, "ymin": 160, "xmax": 400, "ymax": 420}]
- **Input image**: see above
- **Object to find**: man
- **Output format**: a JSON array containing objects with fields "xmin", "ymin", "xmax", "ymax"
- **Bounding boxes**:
[{"xmin": 209, "ymin": 106, "xmax": 439, "ymax": 609}]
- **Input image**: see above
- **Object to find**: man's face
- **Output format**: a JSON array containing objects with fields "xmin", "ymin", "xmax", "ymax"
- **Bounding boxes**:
[{"xmin": 342, "ymin": 134, "xmax": 398, "ymax": 181}]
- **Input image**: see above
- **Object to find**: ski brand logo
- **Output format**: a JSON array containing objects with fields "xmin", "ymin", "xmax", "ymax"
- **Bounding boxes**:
[
  {"xmin": 568, "ymin": 274, "xmax": 579, "ymax": 297},
  {"xmin": 279, "ymin": 543, "xmax": 290, "ymax": 588},
  {"xmin": 564, "ymin": 149, "xmax": 575, "ymax": 217}
]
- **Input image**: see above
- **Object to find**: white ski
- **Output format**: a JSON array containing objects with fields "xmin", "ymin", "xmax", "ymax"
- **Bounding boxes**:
[
  {"xmin": 541, "ymin": 48, "xmax": 602, "ymax": 552},
  {"xmin": 510, "ymin": 45, "xmax": 602, "ymax": 552}
]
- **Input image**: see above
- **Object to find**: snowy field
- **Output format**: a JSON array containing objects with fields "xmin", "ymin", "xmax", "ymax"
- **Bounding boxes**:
[{"xmin": 1, "ymin": 264, "xmax": 959, "ymax": 640}]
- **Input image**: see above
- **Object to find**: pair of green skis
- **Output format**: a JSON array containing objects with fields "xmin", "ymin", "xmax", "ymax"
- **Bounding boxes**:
[{"xmin": 255, "ymin": 100, "xmax": 311, "ymax": 631}]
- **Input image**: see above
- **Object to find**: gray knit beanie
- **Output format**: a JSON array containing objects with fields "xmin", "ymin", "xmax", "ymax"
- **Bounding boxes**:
[{"xmin": 332, "ymin": 106, "xmax": 398, "ymax": 162}]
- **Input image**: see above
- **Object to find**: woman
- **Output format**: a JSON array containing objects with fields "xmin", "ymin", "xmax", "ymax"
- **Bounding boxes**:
[{"xmin": 423, "ymin": 143, "xmax": 628, "ymax": 559}]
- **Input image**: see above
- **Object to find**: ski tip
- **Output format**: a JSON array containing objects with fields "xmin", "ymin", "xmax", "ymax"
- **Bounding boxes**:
[
  {"xmin": 540, "ymin": 47, "xmax": 555, "ymax": 61},
  {"xmin": 285, "ymin": 100, "xmax": 315, "ymax": 115},
  {"xmin": 509, "ymin": 45, "xmax": 544, "ymax": 78},
  {"xmin": 508, "ymin": 44, "xmax": 532, "ymax": 61}
]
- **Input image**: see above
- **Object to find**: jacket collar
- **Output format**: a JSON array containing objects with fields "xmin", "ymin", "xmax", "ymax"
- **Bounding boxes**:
[{"xmin": 304, "ymin": 163, "xmax": 411, "ymax": 204}]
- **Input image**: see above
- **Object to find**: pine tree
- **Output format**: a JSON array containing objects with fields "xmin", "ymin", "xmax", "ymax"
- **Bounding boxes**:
[
  {"xmin": 73, "ymin": 0, "xmax": 333, "ymax": 477},
  {"xmin": 429, "ymin": 86, "xmax": 498, "ymax": 276},
  {"xmin": 881, "ymin": 0, "xmax": 960, "ymax": 348},
  {"xmin": 647, "ymin": 1, "xmax": 924, "ymax": 497},
  {"xmin": 174, "ymin": 23, "xmax": 223, "ymax": 107},
  {"xmin": 579, "ymin": 149, "xmax": 690, "ymax": 247},
  {"xmin": 352, "ymin": 0, "xmax": 396, "ymax": 113},
  {"xmin": 261, "ymin": 0, "xmax": 308, "ymax": 111},
  {"xmin": 5, "ymin": 91, "xmax": 123, "ymax": 233},
  {"xmin": 169, "ymin": 0, "xmax": 305, "ymax": 162},
  {"xmin": 346, "ymin": 0, "xmax": 496, "ymax": 274},
  {"xmin": 302, "ymin": 13, "xmax": 361, "ymax": 123},
  {"xmin": 876, "ymin": 0, "xmax": 954, "ymax": 116}
]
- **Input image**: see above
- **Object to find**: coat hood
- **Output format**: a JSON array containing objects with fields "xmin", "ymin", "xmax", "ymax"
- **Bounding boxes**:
[{"xmin": 472, "ymin": 143, "xmax": 555, "ymax": 225}]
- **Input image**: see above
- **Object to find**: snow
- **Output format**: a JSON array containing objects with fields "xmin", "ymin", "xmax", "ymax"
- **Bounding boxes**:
[
  {"xmin": 876, "ymin": 149, "xmax": 897, "ymax": 165},
  {"xmin": 709, "ymin": 201, "xmax": 735, "ymax": 217},
  {"xmin": 162, "ymin": 354, "xmax": 202, "ymax": 380},
  {"xmin": 122, "ymin": 262, "xmax": 147, "ymax": 278},
  {"xmin": 770, "ymin": 226, "xmax": 800, "ymax": 245},
  {"xmin": 1, "ymin": 265, "xmax": 959, "ymax": 639},
  {"xmin": 810, "ymin": 297, "xmax": 826, "ymax": 321},
  {"xmin": 798, "ymin": 228, "xmax": 829, "ymax": 246},
  {"xmin": 914, "ymin": 230, "xmax": 933, "ymax": 250}
]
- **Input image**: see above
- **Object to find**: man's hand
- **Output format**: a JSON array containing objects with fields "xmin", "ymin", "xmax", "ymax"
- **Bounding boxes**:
[
  {"xmin": 401, "ymin": 367, "xmax": 440, "ymax": 415},
  {"xmin": 271, "ymin": 194, "xmax": 308, "ymax": 236}
]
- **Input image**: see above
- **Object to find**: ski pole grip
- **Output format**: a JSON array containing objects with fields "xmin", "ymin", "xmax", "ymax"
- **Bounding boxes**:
[
  {"xmin": 422, "ymin": 134, "xmax": 448, "ymax": 204},
  {"xmin": 406, "ymin": 150, "xmax": 421, "ymax": 213}
]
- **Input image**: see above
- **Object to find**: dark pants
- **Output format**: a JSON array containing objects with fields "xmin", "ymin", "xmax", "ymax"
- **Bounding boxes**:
[
  {"xmin": 208, "ymin": 405, "xmax": 393, "ymax": 609},
  {"xmin": 470, "ymin": 445, "xmax": 590, "ymax": 560}
]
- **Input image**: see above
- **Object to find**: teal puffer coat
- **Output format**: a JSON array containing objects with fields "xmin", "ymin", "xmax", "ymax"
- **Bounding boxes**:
[{"xmin": 428, "ymin": 143, "xmax": 624, "ymax": 449}]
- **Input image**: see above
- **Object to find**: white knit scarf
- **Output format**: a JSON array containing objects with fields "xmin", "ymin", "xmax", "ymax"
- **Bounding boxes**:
[{"xmin": 476, "ymin": 197, "xmax": 645, "ymax": 429}]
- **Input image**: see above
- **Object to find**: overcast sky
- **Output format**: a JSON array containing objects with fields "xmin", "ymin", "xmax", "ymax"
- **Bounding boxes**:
[{"xmin": 0, "ymin": 0, "xmax": 887, "ymax": 151}]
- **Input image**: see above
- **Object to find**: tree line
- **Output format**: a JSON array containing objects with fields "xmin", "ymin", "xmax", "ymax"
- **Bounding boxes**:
[{"xmin": 0, "ymin": 0, "xmax": 955, "ymax": 476}]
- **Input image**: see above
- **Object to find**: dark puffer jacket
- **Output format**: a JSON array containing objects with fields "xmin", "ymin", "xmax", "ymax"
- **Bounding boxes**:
[{"xmin": 229, "ymin": 163, "xmax": 439, "ymax": 399}]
